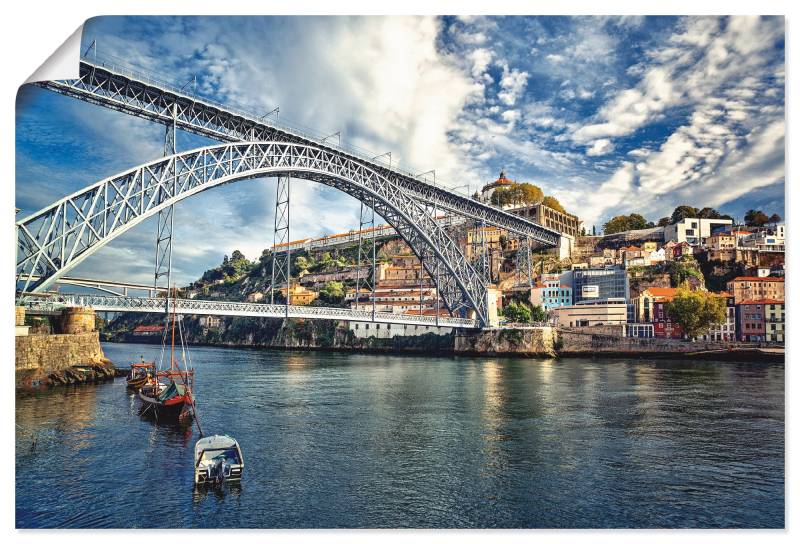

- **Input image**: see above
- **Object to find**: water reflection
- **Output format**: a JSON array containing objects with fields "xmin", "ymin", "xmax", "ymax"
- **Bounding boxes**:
[{"xmin": 16, "ymin": 344, "xmax": 784, "ymax": 529}]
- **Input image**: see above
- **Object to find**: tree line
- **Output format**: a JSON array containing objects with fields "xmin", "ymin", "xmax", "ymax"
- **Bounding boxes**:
[{"xmin": 602, "ymin": 205, "xmax": 781, "ymax": 235}]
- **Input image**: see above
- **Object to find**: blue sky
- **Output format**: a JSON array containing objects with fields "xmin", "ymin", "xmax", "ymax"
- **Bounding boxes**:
[{"xmin": 16, "ymin": 16, "xmax": 785, "ymax": 286}]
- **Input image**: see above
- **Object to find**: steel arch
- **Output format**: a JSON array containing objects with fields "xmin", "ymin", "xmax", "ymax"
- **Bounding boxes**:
[
  {"xmin": 17, "ymin": 142, "xmax": 491, "ymax": 324},
  {"xmin": 36, "ymin": 59, "xmax": 560, "ymax": 245}
]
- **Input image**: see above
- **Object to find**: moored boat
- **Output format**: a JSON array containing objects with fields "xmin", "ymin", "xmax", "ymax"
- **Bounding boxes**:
[
  {"xmin": 194, "ymin": 435, "xmax": 244, "ymax": 485},
  {"xmin": 138, "ymin": 286, "xmax": 198, "ymax": 424},
  {"xmin": 126, "ymin": 358, "xmax": 155, "ymax": 389}
]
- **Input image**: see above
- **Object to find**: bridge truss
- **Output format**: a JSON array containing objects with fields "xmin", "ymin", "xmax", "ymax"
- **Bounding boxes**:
[
  {"xmin": 22, "ymin": 294, "xmax": 477, "ymax": 329},
  {"xmin": 19, "ymin": 57, "xmax": 561, "ymax": 328}
]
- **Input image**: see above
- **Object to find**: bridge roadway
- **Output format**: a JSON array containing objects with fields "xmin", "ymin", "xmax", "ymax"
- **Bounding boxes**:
[
  {"xmin": 36, "ymin": 56, "xmax": 560, "ymax": 245},
  {"xmin": 22, "ymin": 294, "xmax": 478, "ymax": 329}
]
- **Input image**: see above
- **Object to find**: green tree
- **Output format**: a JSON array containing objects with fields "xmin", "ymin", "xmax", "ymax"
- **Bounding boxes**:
[
  {"xmin": 319, "ymin": 281, "xmax": 345, "ymax": 304},
  {"xmin": 603, "ymin": 213, "xmax": 648, "ymax": 234},
  {"xmin": 697, "ymin": 207, "xmax": 722, "ymax": 219},
  {"xmin": 519, "ymin": 183, "xmax": 544, "ymax": 204},
  {"xmin": 657, "ymin": 216, "xmax": 671, "ymax": 227},
  {"xmin": 670, "ymin": 205, "xmax": 698, "ymax": 224},
  {"xmin": 530, "ymin": 304, "xmax": 546, "ymax": 322},
  {"xmin": 744, "ymin": 209, "xmax": 770, "ymax": 227},
  {"xmin": 295, "ymin": 255, "xmax": 310, "ymax": 272},
  {"xmin": 768, "ymin": 213, "xmax": 782, "ymax": 224},
  {"xmin": 665, "ymin": 289, "xmax": 727, "ymax": 339},
  {"xmin": 542, "ymin": 195, "xmax": 566, "ymax": 213},
  {"xmin": 502, "ymin": 300, "xmax": 532, "ymax": 323},
  {"xmin": 667, "ymin": 256, "xmax": 705, "ymax": 288}
]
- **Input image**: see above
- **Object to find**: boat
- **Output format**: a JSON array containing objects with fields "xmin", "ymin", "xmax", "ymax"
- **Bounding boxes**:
[
  {"xmin": 138, "ymin": 287, "xmax": 197, "ymax": 423},
  {"xmin": 194, "ymin": 435, "xmax": 244, "ymax": 485},
  {"xmin": 126, "ymin": 357, "xmax": 155, "ymax": 389}
]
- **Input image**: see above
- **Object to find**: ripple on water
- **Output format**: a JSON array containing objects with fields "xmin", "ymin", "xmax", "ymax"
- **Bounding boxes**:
[{"xmin": 15, "ymin": 344, "xmax": 784, "ymax": 528}]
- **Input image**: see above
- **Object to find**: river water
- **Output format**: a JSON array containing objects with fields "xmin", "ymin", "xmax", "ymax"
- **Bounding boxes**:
[{"xmin": 15, "ymin": 342, "xmax": 784, "ymax": 528}]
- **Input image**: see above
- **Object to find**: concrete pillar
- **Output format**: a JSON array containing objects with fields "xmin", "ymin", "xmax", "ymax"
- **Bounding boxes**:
[{"xmin": 485, "ymin": 286, "xmax": 500, "ymax": 328}]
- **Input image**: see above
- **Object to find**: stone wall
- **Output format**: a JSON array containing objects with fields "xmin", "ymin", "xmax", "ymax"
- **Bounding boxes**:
[
  {"xmin": 16, "ymin": 332, "xmax": 107, "ymax": 388},
  {"xmin": 454, "ymin": 327, "xmax": 556, "ymax": 357},
  {"xmin": 557, "ymin": 327, "xmax": 746, "ymax": 355}
]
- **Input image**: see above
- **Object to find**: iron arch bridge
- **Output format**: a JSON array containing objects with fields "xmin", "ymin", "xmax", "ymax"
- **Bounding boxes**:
[
  {"xmin": 19, "ymin": 56, "xmax": 561, "ymax": 328},
  {"xmin": 16, "ymin": 141, "xmax": 552, "ymax": 326}
]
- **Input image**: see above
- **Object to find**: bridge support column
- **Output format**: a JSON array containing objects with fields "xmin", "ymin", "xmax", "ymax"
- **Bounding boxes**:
[
  {"xmin": 485, "ymin": 286, "xmax": 500, "ymax": 328},
  {"xmin": 355, "ymin": 196, "xmax": 376, "ymax": 319},
  {"xmin": 154, "ymin": 103, "xmax": 177, "ymax": 298},
  {"xmin": 270, "ymin": 175, "xmax": 291, "ymax": 311}
]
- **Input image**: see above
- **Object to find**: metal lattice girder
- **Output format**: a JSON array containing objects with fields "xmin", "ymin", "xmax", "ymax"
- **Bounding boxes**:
[
  {"xmin": 22, "ymin": 294, "xmax": 477, "ymax": 328},
  {"xmin": 516, "ymin": 236, "xmax": 534, "ymax": 288},
  {"xmin": 354, "ymin": 197, "xmax": 376, "ymax": 314},
  {"xmin": 16, "ymin": 142, "xmax": 491, "ymax": 324},
  {"xmin": 36, "ymin": 59, "xmax": 559, "ymax": 246},
  {"xmin": 154, "ymin": 104, "xmax": 177, "ymax": 291},
  {"xmin": 270, "ymin": 175, "xmax": 291, "ymax": 304}
]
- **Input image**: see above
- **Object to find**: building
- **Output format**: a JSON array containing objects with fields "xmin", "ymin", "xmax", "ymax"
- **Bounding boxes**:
[
  {"xmin": 132, "ymin": 324, "xmax": 164, "ymax": 336},
  {"xmin": 736, "ymin": 300, "xmax": 766, "ymax": 342},
  {"xmin": 199, "ymin": 315, "xmax": 222, "ymax": 330},
  {"xmin": 552, "ymin": 298, "xmax": 628, "ymax": 328},
  {"xmin": 726, "ymin": 277, "xmax": 784, "ymax": 304},
  {"xmin": 763, "ymin": 300, "xmax": 785, "ymax": 343},
  {"xmin": 632, "ymin": 287, "xmax": 678, "ymax": 323},
  {"xmin": 740, "ymin": 225, "xmax": 785, "ymax": 252},
  {"xmin": 664, "ymin": 217, "xmax": 733, "ymax": 245},
  {"xmin": 572, "ymin": 267, "xmax": 629, "ymax": 304},
  {"xmin": 478, "ymin": 169, "xmax": 516, "ymax": 202},
  {"xmin": 627, "ymin": 323, "xmax": 654, "ymax": 338},
  {"xmin": 652, "ymin": 298, "xmax": 683, "ymax": 339},
  {"xmin": 700, "ymin": 294, "xmax": 736, "ymax": 342},
  {"xmin": 529, "ymin": 274, "xmax": 573, "ymax": 310},
  {"xmin": 704, "ymin": 233, "xmax": 736, "ymax": 251},
  {"xmin": 280, "ymin": 283, "xmax": 319, "ymax": 305},
  {"xmin": 350, "ymin": 320, "xmax": 452, "ymax": 339}
]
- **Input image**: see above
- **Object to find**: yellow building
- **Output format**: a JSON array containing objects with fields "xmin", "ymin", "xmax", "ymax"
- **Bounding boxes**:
[
  {"xmin": 641, "ymin": 241, "xmax": 658, "ymax": 253},
  {"xmin": 280, "ymin": 283, "xmax": 318, "ymax": 305}
]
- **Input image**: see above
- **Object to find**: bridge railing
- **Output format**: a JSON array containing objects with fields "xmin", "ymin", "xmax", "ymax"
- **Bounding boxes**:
[{"xmin": 23, "ymin": 293, "xmax": 478, "ymax": 328}]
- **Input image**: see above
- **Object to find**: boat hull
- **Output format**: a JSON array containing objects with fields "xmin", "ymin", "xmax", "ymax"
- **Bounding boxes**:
[
  {"xmin": 138, "ymin": 390, "xmax": 192, "ymax": 420},
  {"xmin": 126, "ymin": 376, "xmax": 149, "ymax": 389}
]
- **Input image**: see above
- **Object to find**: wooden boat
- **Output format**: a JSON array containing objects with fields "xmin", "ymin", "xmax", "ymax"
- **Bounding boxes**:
[
  {"xmin": 138, "ymin": 287, "xmax": 197, "ymax": 423},
  {"xmin": 194, "ymin": 435, "xmax": 244, "ymax": 485},
  {"xmin": 126, "ymin": 358, "xmax": 155, "ymax": 389}
]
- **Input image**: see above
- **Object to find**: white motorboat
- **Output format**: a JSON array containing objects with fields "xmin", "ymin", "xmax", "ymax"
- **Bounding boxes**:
[{"xmin": 194, "ymin": 435, "xmax": 244, "ymax": 485}]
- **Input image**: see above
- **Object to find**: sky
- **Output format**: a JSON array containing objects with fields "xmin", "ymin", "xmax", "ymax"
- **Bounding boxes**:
[{"xmin": 15, "ymin": 15, "xmax": 785, "ymax": 287}]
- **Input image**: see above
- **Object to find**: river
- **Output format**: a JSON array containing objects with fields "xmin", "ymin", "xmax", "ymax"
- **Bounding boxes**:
[{"xmin": 15, "ymin": 342, "xmax": 784, "ymax": 528}]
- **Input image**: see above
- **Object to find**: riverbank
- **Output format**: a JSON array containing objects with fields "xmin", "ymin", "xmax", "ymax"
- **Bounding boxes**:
[{"xmin": 104, "ymin": 325, "xmax": 785, "ymax": 362}]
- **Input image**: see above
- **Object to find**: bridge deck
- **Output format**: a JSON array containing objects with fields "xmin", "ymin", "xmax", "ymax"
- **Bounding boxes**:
[{"xmin": 22, "ymin": 295, "xmax": 478, "ymax": 329}]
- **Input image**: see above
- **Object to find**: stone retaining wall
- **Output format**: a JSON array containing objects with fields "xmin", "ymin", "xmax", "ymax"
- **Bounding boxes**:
[
  {"xmin": 454, "ymin": 327, "xmax": 556, "ymax": 357},
  {"xmin": 16, "ymin": 332, "xmax": 108, "ymax": 388},
  {"xmin": 557, "ymin": 328, "xmax": 747, "ymax": 355}
]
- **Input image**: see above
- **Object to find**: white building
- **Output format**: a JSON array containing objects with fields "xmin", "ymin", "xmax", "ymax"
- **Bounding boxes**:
[
  {"xmin": 552, "ymin": 298, "xmax": 628, "ymax": 328},
  {"xmin": 740, "ymin": 225, "xmax": 785, "ymax": 252},
  {"xmin": 664, "ymin": 218, "xmax": 733, "ymax": 246},
  {"xmin": 349, "ymin": 321, "xmax": 452, "ymax": 339}
]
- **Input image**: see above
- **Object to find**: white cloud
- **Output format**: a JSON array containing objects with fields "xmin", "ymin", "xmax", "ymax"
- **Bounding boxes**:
[
  {"xmin": 497, "ymin": 64, "xmax": 529, "ymax": 106},
  {"xmin": 586, "ymin": 139, "xmax": 615, "ymax": 157}
]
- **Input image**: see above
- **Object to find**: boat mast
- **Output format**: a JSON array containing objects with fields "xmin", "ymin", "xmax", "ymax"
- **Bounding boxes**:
[{"xmin": 169, "ymin": 285, "xmax": 177, "ymax": 372}]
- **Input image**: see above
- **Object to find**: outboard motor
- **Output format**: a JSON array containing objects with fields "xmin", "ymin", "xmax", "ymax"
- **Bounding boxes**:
[{"xmin": 207, "ymin": 457, "xmax": 231, "ymax": 485}]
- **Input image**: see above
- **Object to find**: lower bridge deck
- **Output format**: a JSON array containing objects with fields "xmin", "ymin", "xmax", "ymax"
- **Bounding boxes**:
[{"xmin": 21, "ymin": 294, "xmax": 478, "ymax": 329}]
